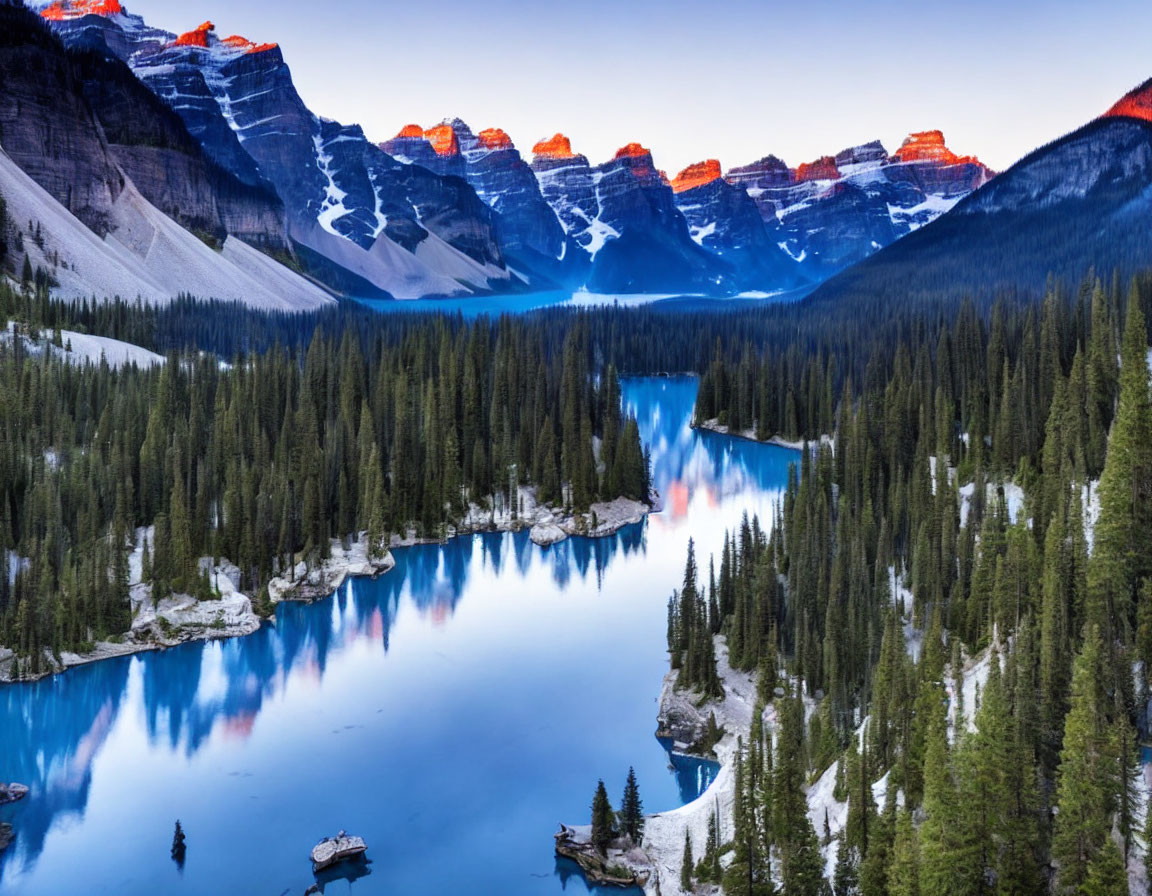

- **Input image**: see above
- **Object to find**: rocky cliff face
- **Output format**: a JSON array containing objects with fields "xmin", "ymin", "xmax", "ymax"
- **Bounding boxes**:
[
  {"xmin": 43, "ymin": 4, "xmax": 516, "ymax": 298},
  {"xmin": 530, "ymin": 137, "xmax": 734, "ymax": 294},
  {"xmin": 32, "ymin": 0, "xmax": 1001, "ymax": 299},
  {"xmin": 8, "ymin": 3, "xmax": 288, "ymax": 249},
  {"xmin": 0, "ymin": 8, "xmax": 123, "ymax": 235},
  {"xmin": 382, "ymin": 119, "xmax": 586, "ymax": 286},
  {"xmin": 0, "ymin": 3, "xmax": 331, "ymax": 309},
  {"xmin": 725, "ymin": 133, "xmax": 993, "ymax": 278},
  {"xmin": 671, "ymin": 161, "xmax": 805, "ymax": 292}
]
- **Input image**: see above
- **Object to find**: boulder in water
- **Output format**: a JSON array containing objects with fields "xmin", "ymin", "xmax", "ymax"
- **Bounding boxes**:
[{"xmin": 310, "ymin": 831, "xmax": 367, "ymax": 872}]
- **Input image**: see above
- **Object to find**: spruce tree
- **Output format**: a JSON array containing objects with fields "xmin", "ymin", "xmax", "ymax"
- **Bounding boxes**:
[
  {"xmin": 620, "ymin": 767, "xmax": 644, "ymax": 844},
  {"xmin": 681, "ymin": 829, "xmax": 694, "ymax": 892},
  {"xmin": 1086, "ymin": 290, "xmax": 1152, "ymax": 644},
  {"xmin": 590, "ymin": 780, "xmax": 615, "ymax": 854},
  {"xmin": 1052, "ymin": 626, "xmax": 1118, "ymax": 893}
]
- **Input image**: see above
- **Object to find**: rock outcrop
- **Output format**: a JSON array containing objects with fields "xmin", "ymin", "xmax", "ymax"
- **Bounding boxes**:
[
  {"xmin": 0, "ymin": 3, "xmax": 332, "ymax": 309},
  {"xmin": 671, "ymin": 160, "xmax": 805, "ymax": 292},
  {"xmin": 531, "ymin": 138, "xmax": 735, "ymax": 293},
  {"xmin": 382, "ymin": 119, "xmax": 585, "ymax": 286},
  {"xmin": 43, "ymin": 1, "xmax": 521, "ymax": 299},
  {"xmin": 0, "ymin": 782, "xmax": 29, "ymax": 805},
  {"xmin": 725, "ymin": 133, "xmax": 992, "ymax": 278},
  {"xmin": 807, "ymin": 111, "xmax": 1152, "ymax": 304}
]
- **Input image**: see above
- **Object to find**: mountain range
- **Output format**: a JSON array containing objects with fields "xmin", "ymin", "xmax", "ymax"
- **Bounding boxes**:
[{"xmin": 0, "ymin": 0, "xmax": 1147, "ymax": 306}]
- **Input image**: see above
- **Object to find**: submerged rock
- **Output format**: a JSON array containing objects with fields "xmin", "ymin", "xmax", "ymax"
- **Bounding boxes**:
[
  {"xmin": 0, "ymin": 822, "xmax": 12, "ymax": 853},
  {"xmin": 0, "ymin": 782, "xmax": 28, "ymax": 805}
]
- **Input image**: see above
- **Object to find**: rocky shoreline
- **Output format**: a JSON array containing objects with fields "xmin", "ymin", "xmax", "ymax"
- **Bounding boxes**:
[
  {"xmin": 556, "ymin": 636, "xmax": 761, "ymax": 896},
  {"xmin": 554, "ymin": 825, "xmax": 650, "ymax": 888},
  {"xmin": 0, "ymin": 532, "xmax": 393, "ymax": 684},
  {"xmin": 0, "ymin": 489, "xmax": 655, "ymax": 684},
  {"xmin": 694, "ymin": 418, "xmax": 830, "ymax": 453}
]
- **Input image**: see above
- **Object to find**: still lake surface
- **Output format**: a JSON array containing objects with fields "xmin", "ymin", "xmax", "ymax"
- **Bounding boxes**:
[
  {"xmin": 352, "ymin": 287, "xmax": 808, "ymax": 319},
  {"xmin": 0, "ymin": 377, "xmax": 798, "ymax": 896}
]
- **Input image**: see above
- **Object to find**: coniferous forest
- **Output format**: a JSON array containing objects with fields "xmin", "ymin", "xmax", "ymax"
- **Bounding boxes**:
[
  {"xmin": 0, "ymin": 279, "xmax": 651, "ymax": 675},
  {"xmin": 671, "ymin": 273, "xmax": 1152, "ymax": 895},
  {"xmin": 4, "ymin": 256, "xmax": 1152, "ymax": 895}
]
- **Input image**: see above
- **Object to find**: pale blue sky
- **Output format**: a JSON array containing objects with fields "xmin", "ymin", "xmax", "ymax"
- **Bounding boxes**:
[{"xmin": 129, "ymin": 0, "xmax": 1152, "ymax": 175}]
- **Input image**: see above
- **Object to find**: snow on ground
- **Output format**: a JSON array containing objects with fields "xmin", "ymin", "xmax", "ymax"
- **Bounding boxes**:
[
  {"xmin": 635, "ymin": 637, "xmax": 758, "ymax": 895},
  {"xmin": 5, "ymin": 551, "xmax": 28, "ymax": 588},
  {"xmin": 946, "ymin": 642, "xmax": 995, "ymax": 739},
  {"xmin": 1083, "ymin": 479, "xmax": 1101, "ymax": 552},
  {"xmin": 959, "ymin": 478, "xmax": 1025, "ymax": 529},
  {"xmin": 3, "ymin": 323, "xmax": 163, "ymax": 369},
  {"xmin": 1129, "ymin": 757, "xmax": 1152, "ymax": 895},
  {"xmin": 889, "ymin": 566, "xmax": 924, "ymax": 662},
  {"xmin": 51, "ymin": 330, "xmax": 164, "ymax": 369}
]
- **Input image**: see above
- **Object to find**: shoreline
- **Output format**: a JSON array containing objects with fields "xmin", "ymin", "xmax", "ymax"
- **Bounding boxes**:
[
  {"xmin": 556, "ymin": 636, "xmax": 760, "ymax": 896},
  {"xmin": 0, "ymin": 489, "xmax": 655, "ymax": 685},
  {"xmin": 694, "ymin": 418, "xmax": 831, "ymax": 453}
]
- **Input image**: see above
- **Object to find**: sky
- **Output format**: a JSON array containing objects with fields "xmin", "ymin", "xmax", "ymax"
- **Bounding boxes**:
[{"xmin": 128, "ymin": 0, "xmax": 1152, "ymax": 175}]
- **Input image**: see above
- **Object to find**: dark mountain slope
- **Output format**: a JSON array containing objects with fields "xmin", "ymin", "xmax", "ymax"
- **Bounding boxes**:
[{"xmin": 806, "ymin": 115, "xmax": 1152, "ymax": 306}]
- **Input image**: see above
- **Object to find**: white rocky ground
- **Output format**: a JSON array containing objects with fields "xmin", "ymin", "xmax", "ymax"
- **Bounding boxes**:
[
  {"xmin": 267, "ymin": 534, "xmax": 394, "ymax": 604},
  {"xmin": 385, "ymin": 485, "xmax": 654, "ymax": 549},
  {"xmin": 576, "ymin": 598, "xmax": 1023, "ymax": 895},
  {"xmin": 0, "ymin": 143, "xmax": 333, "ymax": 311},
  {"xmin": 3, "ymin": 322, "xmax": 165, "ymax": 369},
  {"xmin": 0, "ymin": 528, "xmax": 395, "ymax": 682},
  {"xmin": 0, "ymin": 485, "xmax": 651, "ymax": 680},
  {"xmin": 559, "ymin": 636, "xmax": 756, "ymax": 895}
]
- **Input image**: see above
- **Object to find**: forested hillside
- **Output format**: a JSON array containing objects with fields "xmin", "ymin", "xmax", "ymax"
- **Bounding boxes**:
[
  {"xmin": 674, "ymin": 273, "xmax": 1152, "ymax": 894},
  {"xmin": 0, "ymin": 280, "xmax": 649, "ymax": 677}
]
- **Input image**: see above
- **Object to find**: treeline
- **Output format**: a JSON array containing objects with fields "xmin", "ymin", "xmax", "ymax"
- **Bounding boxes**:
[
  {"xmin": 0, "ymin": 300, "xmax": 649, "ymax": 676},
  {"xmin": 677, "ymin": 274, "xmax": 1152, "ymax": 895}
]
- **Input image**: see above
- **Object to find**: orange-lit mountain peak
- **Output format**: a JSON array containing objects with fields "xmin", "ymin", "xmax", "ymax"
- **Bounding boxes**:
[
  {"xmin": 532, "ymin": 134, "xmax": 577, "ymax": 160},
  {"xmin": 477, "ymin": 128, "xmax": 514, "ymax": 151},
  {"xmin": 423, "ymin": 124, "xmax": 459, "ymax": 157},
  {"xmin": 892, "ymin": 130, "xmax": 982, "ymax": 167},
  {"xmin": 394, "ymin": 124, "xmax": 425, "ymax": 139},
  {"xmin": 1104, "ymin": 79, "xmax": 1152, "ymax": 124},
  {"xmin": 40, "ymin": 0, "xmax": 123, "ymax": 20},
  {"xmin": 795, "ymin": 156, "xmax": 840, "ymax": 181},
  {"xmin": 671, "ymin": 159, "xmax": 722, "ymax": 193},
  {"xmin": 174, "ymin": 21, "xmax": 215, "ymax": 48},
  {"xmin": 220, "ymin": 34, "xmax": 279, "ymax": 54},
  {"xmin": 615, "ymin": 142, "xmax": 652, "ymax": 160}
]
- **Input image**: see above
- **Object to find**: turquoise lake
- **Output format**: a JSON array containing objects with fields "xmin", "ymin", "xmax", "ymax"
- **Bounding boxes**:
[
  {"xmin": 351, "ymin": 287, "xmax": 809, "ymax": 318},
  {"xmin": 0, "ymin": 377, "xmax": 798, "ymax": 896}
]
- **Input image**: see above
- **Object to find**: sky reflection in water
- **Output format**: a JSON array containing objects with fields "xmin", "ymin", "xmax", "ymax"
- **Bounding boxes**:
[{"xmin": 0, "ymin": 376, "xmax": 798, "ymax": 896}]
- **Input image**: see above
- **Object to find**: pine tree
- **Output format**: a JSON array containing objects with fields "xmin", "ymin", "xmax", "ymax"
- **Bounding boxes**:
[
  {"xmin": 620, "ymin": 767, "xmax": 644, "ymax": 844},
  {"xmin": 681, "ymin": 829, "xmax": 694, "ymax": 892},
  {"xmin": 590, "ymin": 780, "xmax": 615, "ymax": 854},
  {"xmin": 1052, "ymin": 626, "xmax": 1118, "ymax": 893},
  {"xmin": 887, "ymin": 811, "xmax": 920, "ymax": 896},
  {"xmin": 1079, "ymin": 837, "xmax": 1128, "ymax": 896},
  {"xmin": 1086, "ymin": 289, "xmax": 1152, "ymax": 644}
]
